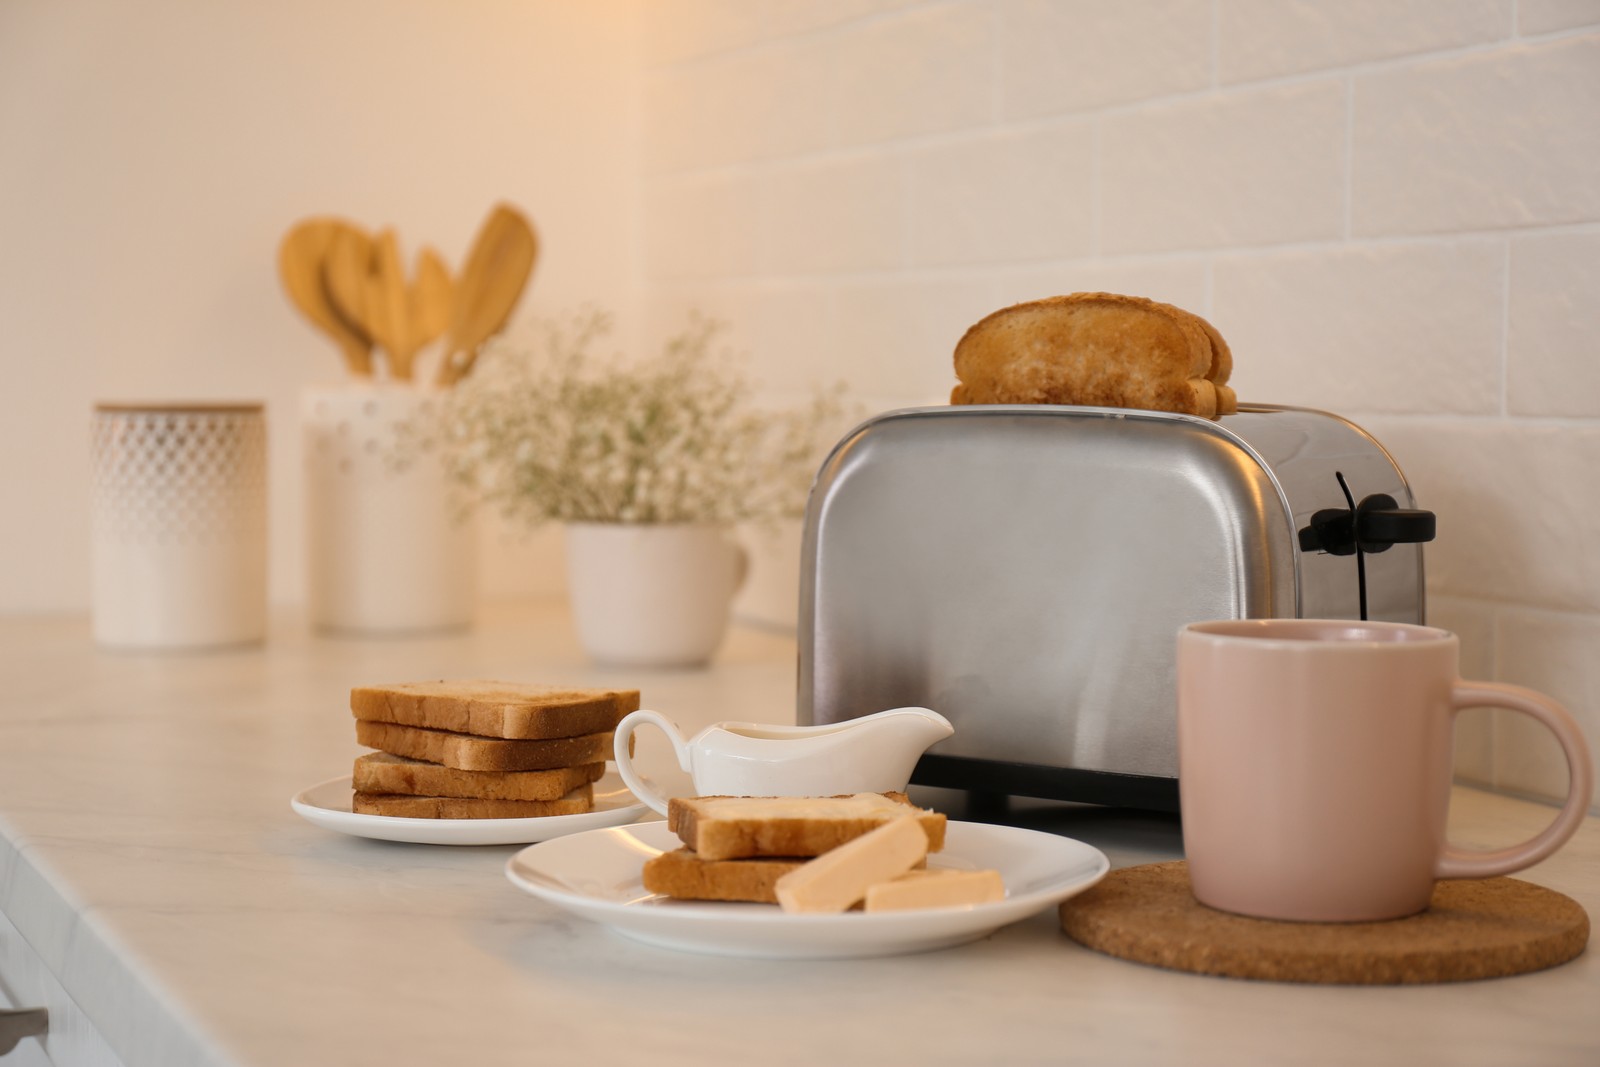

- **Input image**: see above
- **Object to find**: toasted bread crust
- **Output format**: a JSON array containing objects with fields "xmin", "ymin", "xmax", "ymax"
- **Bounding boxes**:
[
  {"xmin": 352, "ymin": 783, "xmax": 593, "ymax": 819},
  {"xmin": 642, "ymin": 849, "xmax": 809, "ymax": 903},
  {"xmin": 355, "ymin": 720, "xmax": 621, "ymax": 772},
  {"xmin": 352, "ymin": 752, "xmax": 605, "ymax": 801},
  {"xmin": 668, "ymin": 793, "xmax": 947, "ymax": 862},
  {"xmin": 350, "ymin": 681, "xmax": 639, "ymax": 740},
  {"xmin": 951, "ymin": 292, "xmax": 1233, "ymax": 418}
]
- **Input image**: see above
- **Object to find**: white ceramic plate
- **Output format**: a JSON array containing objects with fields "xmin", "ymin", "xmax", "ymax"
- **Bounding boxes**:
[
  {"xmin": 290, "ymin": 767, "xmax": 651, "ymax": 846},
  {"xmin": 504, "ymin": 820, "xmax": 1109, "ymax": 958}
]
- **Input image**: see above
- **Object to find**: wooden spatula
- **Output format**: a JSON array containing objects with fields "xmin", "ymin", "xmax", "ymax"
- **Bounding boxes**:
[
  {"xmin": 435, "ymin": 204, "xmax": 538, "ymax": 386},
  {"xmin": 278, "ymin": 218, "xmax": 373, "ymax": 377},
  {"xmin": 363, "ymin": 230, "xmax": 420, "ymax": 379}
]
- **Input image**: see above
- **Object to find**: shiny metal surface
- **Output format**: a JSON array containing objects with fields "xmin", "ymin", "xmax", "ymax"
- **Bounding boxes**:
[{"xmin": 797, "ymin": 404, "xmax": 1426, "ymax": 790}]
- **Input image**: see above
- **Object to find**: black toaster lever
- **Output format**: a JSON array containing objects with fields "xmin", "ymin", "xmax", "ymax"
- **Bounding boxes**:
[
  {"xmin": 1298, "ymin": 494, "xmax": 1436, "ymax": 555},
  {"xmin": 1354, "ymin": 493, "xmax": 1436, "ymax": 553}
]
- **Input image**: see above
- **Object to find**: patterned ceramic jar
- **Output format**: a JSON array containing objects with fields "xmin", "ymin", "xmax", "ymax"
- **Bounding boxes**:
[{"xmin": 90, "ymin": 403, "xmax": 268, "ymax": 648}]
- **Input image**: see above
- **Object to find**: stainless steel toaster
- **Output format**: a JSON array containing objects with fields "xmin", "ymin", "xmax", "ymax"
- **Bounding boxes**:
[{"xmin": 796, "ymin": 404, "xmax": 1436, "ymax": 811}]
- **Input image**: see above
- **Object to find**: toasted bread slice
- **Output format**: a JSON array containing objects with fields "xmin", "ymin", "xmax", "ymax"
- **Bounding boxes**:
[
  {"xmin": 642, "ymin": 849, "xmax": 811, "ymax": 904},
  {"xmin": 351, "ymin": 681, "xmax": 640, "ymax": 740},
  {"xmin": 951, "ymin": 293, "xmax": 1228, "ymax": 418},
  {"xmin": 1159, "ymin": 302, "xmax": 1237, "ymax": 415},
  {"xmin": 352, "ymin": 783, "xmax": 593, "ymax": 819},
  {"xmin": 355, "ymin": 720, "xmax": 622, "ymax": 772},
  {"xmin": 352, "ymin": 752, "xmax": 605, "ymax": 802},
  {"xmin": 667, "ymin": 793, "xmax": 947, "ymax": 862},
  {"xmin": 642, "ymin": 847, "xmax": 930, "ymax": 904}
]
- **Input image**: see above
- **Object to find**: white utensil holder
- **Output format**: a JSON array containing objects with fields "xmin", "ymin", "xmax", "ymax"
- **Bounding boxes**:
[
  {"xmin": 91, "ymin": 403, "xmax": 268, "ymax": 649},
  {"xmin": 302, "ymin": 383, "xmax": 476, "ymax": 634}
]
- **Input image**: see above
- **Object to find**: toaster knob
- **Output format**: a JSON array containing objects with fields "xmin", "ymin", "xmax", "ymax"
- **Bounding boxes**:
[{"xmin": 1354, "ymin": 493, "xmax": 1437, "ymax": 554}]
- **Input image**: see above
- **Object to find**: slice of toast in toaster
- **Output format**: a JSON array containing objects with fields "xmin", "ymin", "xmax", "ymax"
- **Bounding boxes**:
[
  {"xmin": 950, "ymin": 292, "xmax": 1233, "ymax": 418},
  {"xmin": 666, "ymin": 792, "xmax": 947, "ymax": 862}
]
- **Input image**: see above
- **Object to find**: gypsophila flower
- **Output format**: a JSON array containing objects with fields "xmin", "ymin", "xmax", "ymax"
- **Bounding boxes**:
[{"xmin": 408, "ymin": 309, "xmax": 849, "ymax": 527}]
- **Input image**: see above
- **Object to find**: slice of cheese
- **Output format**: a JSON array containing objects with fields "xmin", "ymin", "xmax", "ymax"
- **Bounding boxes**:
[
  {"xmin": 774, "ymin": 816, "xmax": 929, "ymax": 914},
  {"xmin": 863, "ymin": 868, "xmax": 1006, "ymax": 912}
]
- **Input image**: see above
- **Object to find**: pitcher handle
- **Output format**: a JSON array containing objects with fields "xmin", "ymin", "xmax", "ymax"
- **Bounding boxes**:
[
  {"xmin": 614, "ymin": 709, "xmax": 692, "ymax": 817},
  {"xmin": 1434, "ymin": 682, "xmax": 1595, "ymax": 880}
]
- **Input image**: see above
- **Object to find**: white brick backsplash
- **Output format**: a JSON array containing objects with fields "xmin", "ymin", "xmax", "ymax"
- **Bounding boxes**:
[
  {"xmin": 905, "ymin": 123, "xmax": 1095, "ymax": 266},
  {"xmin": 641, "ymin": 0, "xmax": 921, "ymax": 66},
  {"xmin": 1508, "ymin": 230, "xmax": 1600, "ymax": 418},
  {"xmin": 648, "ymin": 280, "xmax": 841, "ymax": 393},
  {"xmin": 1518, "ymin": 0, "xmax": 1600, "ymax": 34},
  {"xmin": 644, "ymin": 39, "xmax": 834, "ymax": 172},
  {"xmin": 1352, "ymin": 34, "xmax": 1600, "ymax": 236},
  {"xmin": 1358, "ymin": 419, "xmax": 1600, "ymax": 615},
  {"xmin": 1217, "ymin": 0, "xmax": 1511, "ymax": 84},
  {"xmin": 760, "ymin": 154, "xmax": 906, "ymax": 274},
  {"xmin": 999, "ymin": 0, "xmax": 1210, "ymax": 117},
  {"xmin": 1100, "ymin": 80, "xmax": 1346, "ymax": 254},
  {"xmin": 1214, "ymin": 241, "xmax": 1504, "ymax": 414},
  {"xmin": 997, "ymin": 258, "xmax": 1211, "ymax": 317},
  {"xmin": 1493, "ymin": 607, "xmax": 1600, "ymax": 810},
  {"xmin": 831, "ymin": 3, "xmax": 995, "ymax": 146},
  {"xmin": 830, "ymin": 273, "xmax": 1007, "ymax": 399},
  {"xmin": 644, "ymin": 174, "xmax": 767, "ymax": 279}
]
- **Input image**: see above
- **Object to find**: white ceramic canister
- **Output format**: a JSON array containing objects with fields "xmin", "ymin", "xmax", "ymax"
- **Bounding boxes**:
[
  {"xmin": 302, "ymin": 382, "xmax": 476, "ymax": 633},
  {"xmin": 90, "ymin": 402, "xmax": 268, "ymax": 649}
]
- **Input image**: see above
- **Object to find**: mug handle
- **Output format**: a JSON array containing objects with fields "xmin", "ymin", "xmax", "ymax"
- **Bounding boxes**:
[
  {"xmin": 614, "ymin": 709, "xmax": 692, "ymax": 817},
  {"xmin": 1435, "ymin": 682, "xmax": 1595, "ymax": 880}
]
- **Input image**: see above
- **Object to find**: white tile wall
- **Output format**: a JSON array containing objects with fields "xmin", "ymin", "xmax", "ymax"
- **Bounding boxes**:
[
  {"xmin": 637, "ymin": 1, "xmax": 1600, "ymax": 810},
  {"xmin": 999, "ymin": 0, "xmax": 1212, "ymax": 116},
  {"xmin": 1216, "ymin": 0, "xmax": 1511, "ymax": 83},
  {"xmin": 1215, "ymin": 240, "xmax": 1505, "ymax": 414},
  {"xmin": 1508, "ymin": 229, "xmax": 1600, "ymax": 417},
  {"xmin": 1352, "ymin": 34, "xmax": 1600, "ymax": 235},
  {"xmin": 1100, "ymin": 80, "xmax": 1347, "ymax": 253}
]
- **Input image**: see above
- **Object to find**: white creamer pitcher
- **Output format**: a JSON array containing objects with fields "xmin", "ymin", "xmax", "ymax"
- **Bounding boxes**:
[{"xmin": 613, "ymin": 707, "xmax": 954, "ymax": 816}]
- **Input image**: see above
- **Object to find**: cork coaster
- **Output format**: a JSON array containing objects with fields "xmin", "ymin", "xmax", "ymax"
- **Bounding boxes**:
[{"xmin": 1058, "ymin": 861, "xmax": 1588, "ymax": 985}]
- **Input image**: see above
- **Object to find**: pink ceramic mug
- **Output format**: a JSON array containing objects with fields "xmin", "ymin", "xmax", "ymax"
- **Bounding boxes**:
[{"xmin": 1177, "ymin": 619, "xmax": 1594, "ymax": 923}]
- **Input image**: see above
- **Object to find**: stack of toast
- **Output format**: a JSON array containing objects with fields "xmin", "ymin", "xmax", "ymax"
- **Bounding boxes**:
[
  {"xmin": 644, "ymin": 793, "xmax": 1001, "ymax": 912},
  {"xmin": 950, "ymin": 292, "xmax": 1237, "ymax": 419},
  {"xmin": 349, "ymin": 681, "xmax": 640, "ymax": 819}
]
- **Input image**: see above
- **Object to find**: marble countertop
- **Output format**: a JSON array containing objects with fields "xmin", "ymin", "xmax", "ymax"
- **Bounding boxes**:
[{"xmin": 0, "ymin": 600, "xmax": 1596, "ymax": 1067}]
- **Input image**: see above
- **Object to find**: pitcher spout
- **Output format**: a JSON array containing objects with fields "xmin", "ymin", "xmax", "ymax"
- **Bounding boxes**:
[{"xmin": 869, "ymin": 706, "xmax": 954, "ymax": 746}]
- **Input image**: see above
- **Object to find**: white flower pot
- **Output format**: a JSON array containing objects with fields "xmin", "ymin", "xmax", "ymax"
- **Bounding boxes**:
[
  {"xmin": 91, "ymin": 403, "xmax": 268, "ymax": 649},
  {"xmin": 302, "ymin": 383, "xmax": 476, "ymax": 634},
  {"xmin": 564, "ymin": 523, "xmax": 747, "ymax": 668}
]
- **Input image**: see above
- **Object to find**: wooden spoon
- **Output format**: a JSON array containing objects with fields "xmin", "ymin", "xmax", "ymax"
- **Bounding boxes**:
[
  {"xmin": 322, "ymin": 226, "xmax": 375, "ymax": 351},
  {"xmin": 435, "ymin": 203, "xmax": 538, "ymax": 386},
  {"xmin": 363, "ymin": 229, "xmax": 420, "ymax": 380},
  {"xmin": 409, "ymin": 246, "xmax": 453, "ymax": 351},
  {"xmin": 278, "ymin": 218, "xmax": 373, "ymax": 377}
]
